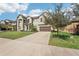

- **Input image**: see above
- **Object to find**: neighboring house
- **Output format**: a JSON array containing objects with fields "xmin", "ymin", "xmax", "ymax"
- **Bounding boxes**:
[
  {"xmin": 10, "ymin": 21, "xmax": 16, "ymax": 26},
  {"xmin": 0, "ymin": 19, "xmax": 16, "ymax": 31},
  {"xmin": 0, "ymin": 19, "xmax": 16, "ymax": 25},
  {"xmin": 5, "ymin": 19, "xmax": 16, "ymax": 26},
  {"xmin": 0, "ymin": 20, "xmax": 5, "ymax": 24},
  {"xmin": 16, "ymin": 12, "xmax": 51, "ymax": 31},
  {"xmin": 64, "ymin": 20, "xmax": 79, "ymax": 33}
]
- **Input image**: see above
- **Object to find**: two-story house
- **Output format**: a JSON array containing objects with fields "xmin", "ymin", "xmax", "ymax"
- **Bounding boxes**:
[{"xmin": 16, "ymin": 12, "xmax": 51, "ymax": 31}]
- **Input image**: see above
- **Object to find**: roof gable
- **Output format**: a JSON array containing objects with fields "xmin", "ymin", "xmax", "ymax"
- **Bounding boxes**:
[{"xmin": 17, "ymin": 14, "xmax": 27, "ymax": 19}]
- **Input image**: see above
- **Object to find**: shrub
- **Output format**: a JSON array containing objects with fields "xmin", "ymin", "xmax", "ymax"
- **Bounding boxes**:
[
  {"xmin": 29, "ymin": 24, "xmax": 38, "ymax": 32},
  {"xmin": 31, "ymin": 27, "xmax": 37, "ymax": 32},
  {"xmin": 51, "ymin": 32, "xmax": 71, "ymax": 40}
]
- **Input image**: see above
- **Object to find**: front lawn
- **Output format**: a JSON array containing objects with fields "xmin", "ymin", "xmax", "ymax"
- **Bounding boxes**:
[
  {"xmin": 49, "ymin": 32, "xmax": 79, "ymax": 49},
  {"xmin": 0, "ymin": 31, "xmax": 34, "ymax": 39}
]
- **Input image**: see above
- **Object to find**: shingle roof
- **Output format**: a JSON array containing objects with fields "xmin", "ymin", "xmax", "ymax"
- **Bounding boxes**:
[
  {"xmin": 67, "ymin": 20, "xmax": 79, "ymax": 25},
  {"xmin": 17, "ymin": 12, "xmax": 50, "ymax": 21},
  {"xmin": 17, "ymin": 14, "xmax": 27, "ymax": 19}
]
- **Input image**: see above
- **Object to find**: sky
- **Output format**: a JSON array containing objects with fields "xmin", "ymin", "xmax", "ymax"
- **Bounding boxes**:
[{"xmin": 0, "ymin": 3, "xmax": 71, "ymax": 20}]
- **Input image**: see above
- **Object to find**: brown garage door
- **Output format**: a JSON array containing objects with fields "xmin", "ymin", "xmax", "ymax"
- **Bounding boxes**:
[{"xmin": 40, "ymin": 26, "xmax": 51, "ymax": 31}]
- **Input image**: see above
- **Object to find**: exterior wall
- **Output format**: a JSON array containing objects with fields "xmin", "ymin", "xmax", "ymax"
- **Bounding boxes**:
[
  {"xmin": 37, "ymin": 25, "xmax": 40, "ymax": 31},
  {"xmin": 17, "ymin": 16, "xmax": 33, "ymax": 31},
  {"xmin": 27, "ymin": 17, "xmax": 32, "ymax": 23},
  {"xmin": 11, "ymin": 22, "xmax": 16, "ymax": 25},
  {"xmin": 64, "ymin": 22, "xmax": 79, "ymax": 33},
  {"xmin": 26, "ymin": 17, "xmax": 33, "ymax": 31},
  {"xmin": 39, "ymin": 15, "xmax": 45, "ymax": 24},
  {"xmin": 0, "ymin": 21, "xmax": 5, "ymax": 24},
  {"xmin": 17, "ymin": 16, "xmax": 24, "ymax": 31},
  {"xmin": 33, "ymin": 15, "xmax": 45, "ymax": 30},
  {"xmin": 24, "ymin": 25, "xmax": 27, "ymax": 31}
]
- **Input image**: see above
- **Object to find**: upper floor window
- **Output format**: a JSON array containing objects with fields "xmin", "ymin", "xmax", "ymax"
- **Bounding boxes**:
[
  {"xmin": 40, "ymin": 18, "xmax": 42, "ymax": 22},
  {"xmin": 24, "ymin": 20, "xmax": 26, "ymax": 23},
  {"xmin": 19, "ymin": 19, "xmax": 22, "ymax": 21},
  {"xmin": 27, "ymin": 19, "xmax": 29, "ymax": 23},
  {"xmin": 19, "ymin": 19, "xmax": 22, "ymax": 23}
]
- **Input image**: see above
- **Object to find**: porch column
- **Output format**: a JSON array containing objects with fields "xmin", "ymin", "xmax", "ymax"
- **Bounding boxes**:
[
  {"xmin": 27, "ymin": 25, "xmax": 30, "ymax": 31},
  {"xmin": 24, "ymin": 25, "xmax": 28, "ymax": 31}
]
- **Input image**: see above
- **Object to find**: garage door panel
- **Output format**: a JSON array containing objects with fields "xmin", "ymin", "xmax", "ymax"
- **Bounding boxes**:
[{"xmin": 40, "ymin": 26, "xmax": 51, "ymax": 31}]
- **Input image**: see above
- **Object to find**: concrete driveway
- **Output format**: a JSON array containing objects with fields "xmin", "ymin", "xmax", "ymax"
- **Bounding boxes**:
[{"xmin": 0, "ymin": 32, "xmax": 79, "ymax": 56}]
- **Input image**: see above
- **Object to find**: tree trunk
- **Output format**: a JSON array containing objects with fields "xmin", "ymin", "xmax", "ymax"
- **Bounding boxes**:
[{"xmin": 57, "ymin": 27, "xmax": 59, "ymax": 36}]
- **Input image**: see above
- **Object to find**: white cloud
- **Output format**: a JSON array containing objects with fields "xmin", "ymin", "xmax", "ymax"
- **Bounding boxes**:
[
  {"xmin": 49, "ymin": 9, "xmax": 52, "ymax": 12},
  {"xmin": 62, "ymin": 7, "xmax": 73, "ymax": 13},
  {"xmin": 0, "ymin": 3, "xmax": 29, "ymax": 15},
  {"xmin": 28, "ymin": 9, "xmax": 53, "ymax": 17},
  {"xmin": 28, "ymin": 9, "xmax": 43, "ymax": 17},
  {"xmin": 22, "ymin": 13, "xmax": 28, "ymax": 16},
  {"xmin": 21, "ymin": 9, "xmax": 53, "ymax": 17},
  {"xmin": 63, "ymin": 6, "xmax": 76, "ymax": 20}
]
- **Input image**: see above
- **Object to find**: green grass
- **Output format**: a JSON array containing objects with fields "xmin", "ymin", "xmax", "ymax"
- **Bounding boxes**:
[
  {"xmin": 49, "ymin": 32, "xmax": 79, "ymax": 49},
  {"xmin": 0, "ymin": 31, "xmax": 34, "ymax": 39}
]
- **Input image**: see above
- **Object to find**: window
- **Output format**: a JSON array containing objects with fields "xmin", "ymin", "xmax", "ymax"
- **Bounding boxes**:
[
  {"xmin": 24, "ymin": 20, "xmax": 26, "ymax": 23},
  {"xmin": 26, "ymin": 19, "xmax": 29, "ymax": 24},
  {"xmin": 27, "ymin": 19, "xmax": 29, "ymax": 22},
  {"xmin": 19, "ymin": 19, "xmax": 22, "ymax": 23},
  {"xmin": 19, "ymin": 19, "xmax": 22, "ymax": 21},
  {"xmin": 40, "ymin": 18, "xmax": 42, "ymax": 22}
]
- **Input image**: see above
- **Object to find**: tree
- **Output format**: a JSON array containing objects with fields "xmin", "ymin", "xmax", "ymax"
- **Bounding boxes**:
[
  {"xmin": 50, "ymin": 4, "xmax": 62, "ymax": 35},
  {"xmin": 43, "ymin": 11, "xmax": 53, "ymax": 25},
  {"xmin": 52, "ymin": 4, "xmax": 70, "ymax": 34},
  {"xmin": 72, "ymin": 3, "xmax": 79, "ymax": 17},
  {"xmin": 71, "ymin": 3, "xmax": 79, "ymax": 21},
  {"xmin": 44, "ymin": 4, "xmax": 69, "ymax": 35}
]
